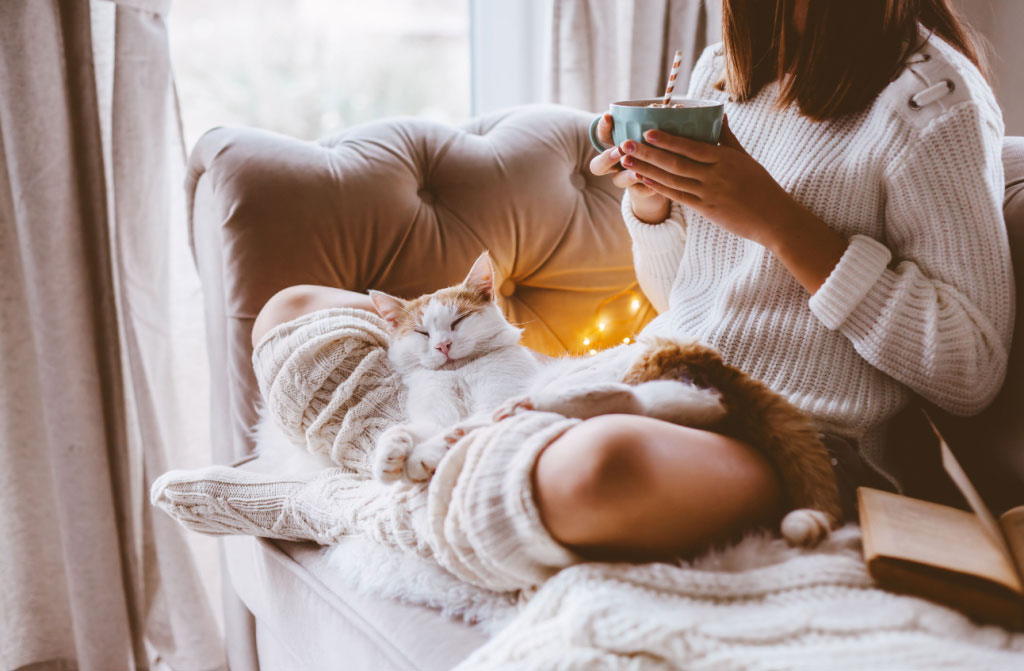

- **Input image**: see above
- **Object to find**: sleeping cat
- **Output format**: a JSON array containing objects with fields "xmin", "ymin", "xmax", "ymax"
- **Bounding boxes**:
[
  {"xmin": 368, "ymin": 252, "xmax": 725, "ymax": 482},
  {"xmin": 371, "ymin": 252, "xmax": 844, "ymax": 547}
]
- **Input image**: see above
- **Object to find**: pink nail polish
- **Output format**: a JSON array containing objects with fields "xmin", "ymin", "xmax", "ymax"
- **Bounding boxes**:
[
  {"xmin": 622, "ymin": 156, "xmax": 634, "ymax": 167},
  {"xmin": 622, "ymin": 141, "xmax": 637, "ymax": 154},
  {"xmin": 646, "ymin": 130, "xmax": 661, "ymax": 142}
]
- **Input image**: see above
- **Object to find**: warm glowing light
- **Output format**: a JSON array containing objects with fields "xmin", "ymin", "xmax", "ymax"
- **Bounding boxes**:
[
  {"xmin": 631, "ymin": 299, "xmax": 640, "ymax": 312},
  {"xmin": 582, "ymin": 337, "xmax": 590, "ymax": 346},
  {"xmin": 588, "ymin": 349, "xmax": 597, "ymax": 356},
  {"xmin": 598, "ymin": 322, "xmax": 606, "ymax": 331},
  {"xmin": 623, "ymin": 337, "xmax": 630, "ymax": 344}
]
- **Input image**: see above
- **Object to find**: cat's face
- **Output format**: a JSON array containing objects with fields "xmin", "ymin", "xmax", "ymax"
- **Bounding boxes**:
[{"xmin": 370, "ymin": 252, "xmax": 522, "ymax": 371}]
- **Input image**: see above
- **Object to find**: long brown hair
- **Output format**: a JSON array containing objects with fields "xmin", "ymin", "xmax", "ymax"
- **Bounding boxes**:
[{"xmin": 720, "ymin": 0, "xmax": 990, "ymax": 120}]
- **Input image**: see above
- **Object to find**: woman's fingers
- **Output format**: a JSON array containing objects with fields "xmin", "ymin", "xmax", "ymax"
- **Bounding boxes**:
[
  {"xmin": 638, "ymin": 175, "xmax": 703, "ymax": 210},
  {"xmin": 619, "ymin": 139, "xmax": 709, "ymax": 181},
  {"xmin": 588, "ymin": 114, "xmax": 620, "ymax": 176},
  {"xmin": 589, "ymin": 144, "xmax": 625, "ymax": 176},
  {"xmin": 598, "ymin": 113, "xmax": 614, "ymax": 146},
  {"xmin": 622, "ymin": 158, "xmax": 702, "ymax": 195},
  {"xmin": 611, "ymin": 168, "xmax": 640, "ymax": 189},
  {"xmin": 643, "ymin": 129, "xmax": 720, "ymax": 163}
]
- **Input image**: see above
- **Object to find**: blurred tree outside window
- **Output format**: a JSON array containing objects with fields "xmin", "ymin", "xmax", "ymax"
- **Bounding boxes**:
[{"xmin": 170, "ymin": 0, "xmax": 471, "ymax": 150}]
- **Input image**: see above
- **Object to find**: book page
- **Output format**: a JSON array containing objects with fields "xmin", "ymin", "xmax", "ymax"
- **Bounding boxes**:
[
  {"xmin": 1000, "ymin": 506, "xmax": 1024, "ymax": 578},
  {"xmin": 859, "ymin": 487, "xmax": 1023, "ymax": 594},
  {"xmin": 925, "ymin": 414, "xmax": 1016, "ymax": 566}
]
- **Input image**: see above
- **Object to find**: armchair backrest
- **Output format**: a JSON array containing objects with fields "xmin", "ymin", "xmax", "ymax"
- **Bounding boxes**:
[{"xmin": 186, "ymin": 106, "xmax": 645, "ymax": 462}]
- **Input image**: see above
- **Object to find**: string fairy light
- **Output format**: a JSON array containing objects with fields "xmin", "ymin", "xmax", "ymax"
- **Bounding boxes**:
[{"xmin": 576, "ymin": 283, "xmax": 651, "ymax": 355}]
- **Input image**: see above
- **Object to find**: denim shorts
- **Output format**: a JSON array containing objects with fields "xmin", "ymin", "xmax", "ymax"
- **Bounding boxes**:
[{"xmin": 819, "ymin": 432, "xmax": 892, "ymax": 522}]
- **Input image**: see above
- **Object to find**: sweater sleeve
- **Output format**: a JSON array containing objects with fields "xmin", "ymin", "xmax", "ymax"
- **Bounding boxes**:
[
  {"xmin": 808, "ymin": 101, "xmax": 1014, "ymax": 415},
  {"xmin": 621, "ymin": 190, "xmax": 687, "ymax": 314}
]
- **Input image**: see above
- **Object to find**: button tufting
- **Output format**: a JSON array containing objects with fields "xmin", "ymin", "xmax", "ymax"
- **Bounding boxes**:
[
  {"xmin": 569, "ymin": 173, "xmax": 586, "ymax": 190},
  {"xmin": 500, "ymin": 279, "xmax": 516, "ymax": 297},
  {"xmin": 417, "ymin": 188, "xmax": 436, "ymax": 205}
]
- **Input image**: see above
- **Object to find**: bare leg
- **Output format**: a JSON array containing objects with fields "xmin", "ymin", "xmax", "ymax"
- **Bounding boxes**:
[
  {"xmin": 533, "ymin": 414, "xmax": 782, "ymax": 560},
  {"xmin": 252, "ymin": 285, "xmax": 377, "ymax": 346}
]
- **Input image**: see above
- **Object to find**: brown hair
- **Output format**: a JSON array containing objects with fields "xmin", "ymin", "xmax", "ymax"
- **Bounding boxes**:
[{"xmin": 719, "ymin": 0, "xmax": 990, "ymax": 120}]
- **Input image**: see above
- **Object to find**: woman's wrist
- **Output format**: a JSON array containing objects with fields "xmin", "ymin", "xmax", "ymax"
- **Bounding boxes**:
[
  {"xmin": 763, "ymin": 202, "xmax": 848, "ymax": 294},
  {"xmin": 631, "ymin": 195, "xmax": 672, "ymax": 224}
]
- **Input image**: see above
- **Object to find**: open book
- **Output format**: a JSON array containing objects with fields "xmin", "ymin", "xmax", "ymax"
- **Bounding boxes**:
[{"xmin": 858, "ymin": 416, "xmax": 1024, "ymax": 629}]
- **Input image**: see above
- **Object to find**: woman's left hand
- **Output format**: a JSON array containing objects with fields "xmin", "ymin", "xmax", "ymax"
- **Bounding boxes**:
[{"xmin": 618, "ymin": 115, "xmax": 793, "ymax": 248}]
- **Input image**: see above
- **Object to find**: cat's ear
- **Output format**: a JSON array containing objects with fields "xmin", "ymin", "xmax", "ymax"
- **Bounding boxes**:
[
  {"xmin": 369, "ymin": 290, "xmax": 406, "ymax": 329},
  {"xmin": 463, "ymin": 251, "xmax": 495, "ymax": 302}
]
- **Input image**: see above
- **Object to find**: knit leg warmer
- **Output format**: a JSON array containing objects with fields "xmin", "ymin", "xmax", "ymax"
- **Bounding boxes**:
[{"xmin": 427, "ymin": 411, "xmax": 584, "ymax": 592}]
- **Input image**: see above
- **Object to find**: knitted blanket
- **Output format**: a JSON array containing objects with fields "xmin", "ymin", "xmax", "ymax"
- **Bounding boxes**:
[
  {"xmin": 152, "ymin": 309, "xmax": 1024, "ymax": 668},
  {"xmin": 456, "ymin": 526, "xmax": 1024, "ymax": 670}
]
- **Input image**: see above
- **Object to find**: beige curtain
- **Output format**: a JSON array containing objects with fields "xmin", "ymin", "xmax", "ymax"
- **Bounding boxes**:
[
  {"xmin": 0, "ymin": 1, "xmax": 224, "ymax": 670},
  {"xmin": 550, "ymin": 0, "xmax": 721, "ymax": 112}
]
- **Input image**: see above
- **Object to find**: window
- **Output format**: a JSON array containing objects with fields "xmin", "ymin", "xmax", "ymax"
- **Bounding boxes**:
[{"xmin": 169, "ymin": 0, "xmax": 471, "ymax": 149}]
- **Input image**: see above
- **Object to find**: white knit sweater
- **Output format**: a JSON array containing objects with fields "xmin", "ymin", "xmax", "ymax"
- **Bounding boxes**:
[{"xmin": 627, "ymin": 34, "xmax": 1014, "ymax": 487}]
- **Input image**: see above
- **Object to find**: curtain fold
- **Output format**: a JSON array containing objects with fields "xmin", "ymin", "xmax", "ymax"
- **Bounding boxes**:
[
  {"xmin": 0, "ymin": 1, "xmax": 224, "ymax": 669},
  {"xmin": 550, "ymin": 0, "xmax": 721, "ymax": 112}
]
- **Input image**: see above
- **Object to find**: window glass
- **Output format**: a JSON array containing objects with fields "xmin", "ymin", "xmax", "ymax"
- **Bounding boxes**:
[{"xmin": 170, "ymin": 0, "xmax": 470, "ymax": 149}]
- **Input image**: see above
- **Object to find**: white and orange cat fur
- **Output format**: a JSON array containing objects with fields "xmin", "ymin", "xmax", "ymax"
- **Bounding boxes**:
[
  {"xmin": 370, "ymin": 252, "xmax": 844, "ymax": 547},
  {"xmin": 368, "ymin": 252, "xmax": 725, "ymax": 483}
]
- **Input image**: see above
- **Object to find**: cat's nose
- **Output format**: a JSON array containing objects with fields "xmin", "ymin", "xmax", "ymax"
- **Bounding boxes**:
[{"xmin": 435, "ymin": 339, "xmax": 451, "ymax": 356}]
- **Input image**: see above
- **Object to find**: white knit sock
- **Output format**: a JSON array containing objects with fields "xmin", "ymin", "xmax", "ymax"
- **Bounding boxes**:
[{"xmin": 150, "ymin": 465, "xmax": 432, "ymax": 555}]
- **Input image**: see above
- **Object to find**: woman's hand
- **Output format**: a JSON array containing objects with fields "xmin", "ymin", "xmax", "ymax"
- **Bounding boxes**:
[
  {"xmin": 618, "ymin": 115, "xmax": 799, "ymax": 245},
  {"xmin": 621, "ymin": 115, "xmax": 848, "ymax": 293},
  {"xmin": 588, "ymin": 113, "xmax": 671, "ymax": 224}
]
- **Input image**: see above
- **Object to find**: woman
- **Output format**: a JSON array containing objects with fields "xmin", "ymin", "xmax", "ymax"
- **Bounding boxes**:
[{"xmin": 253, "ymin": 0, "xmax": 1012, "ymax": 560}]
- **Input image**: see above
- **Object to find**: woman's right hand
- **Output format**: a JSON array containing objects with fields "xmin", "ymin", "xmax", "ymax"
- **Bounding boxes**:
[{"xmin": 589, "ymin": 113, "xmax": 671, "ymax": 224}]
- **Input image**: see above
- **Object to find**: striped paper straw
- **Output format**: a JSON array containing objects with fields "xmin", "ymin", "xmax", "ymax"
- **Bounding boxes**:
[{"xmin": 661, "ymin": 50, "xmax": 683, "ymax": 106}]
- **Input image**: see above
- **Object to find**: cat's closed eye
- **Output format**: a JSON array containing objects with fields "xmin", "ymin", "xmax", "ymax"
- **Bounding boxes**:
[
  {"xmin": 414, "ymin": 328, "xmax": 428, "ymax": 336},
  {"xmin": 451, "ymin": 314, "xmax": 470, "ymax": 328}
]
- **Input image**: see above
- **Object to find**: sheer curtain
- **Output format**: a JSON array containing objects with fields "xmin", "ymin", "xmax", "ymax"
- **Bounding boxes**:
[
  {"xmin": 0, "ymin": 1, "xmax": 223, "ymax": 669},
  {"xmin": 550, "ymin": 0, "xmax": 721, "ymax": 112}
]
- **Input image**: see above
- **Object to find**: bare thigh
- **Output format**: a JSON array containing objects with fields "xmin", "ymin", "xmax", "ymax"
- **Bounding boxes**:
[
  {"xmin": 251, "ymin": 285, "xmax": 376, "ymax": 346},
  {"xmin": 532, "ymin": 414, "xmax": 783, "ymax": 561}
]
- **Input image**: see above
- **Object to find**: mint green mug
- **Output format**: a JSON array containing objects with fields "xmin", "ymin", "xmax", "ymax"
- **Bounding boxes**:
[{"xmin": 589, "ymin": 98, "xmax": 725, "ymax": 152}]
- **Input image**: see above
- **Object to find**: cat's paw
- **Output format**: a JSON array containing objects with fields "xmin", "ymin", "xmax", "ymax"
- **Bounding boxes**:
[
  {"xmin": 634, "ymin": 380, "xmax": 727, "ymax": 427},
  {"xmin": 405, "ymin": 434, "xmax": 451, "ymax": 482},
  {"xmin": 530, "ymin": 383, "xmax": 642, "ymax": 419},
  {"xmin": 780, "ymin": 508, "xmax": 834, "ymax": 547},
  {"xmin": 373, "ymin": 425, "xmax": 415, "ymax": 483},
  {"xmin": 492, "ymin": 395, "xmax": 535, "ymax": 422}
]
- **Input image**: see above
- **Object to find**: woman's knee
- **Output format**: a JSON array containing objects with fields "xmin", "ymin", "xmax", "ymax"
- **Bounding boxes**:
[
  {"xmin": 533, "ymin": 415, "xmax": 656, "ymax": 545},
  {"xmin": 252, "ymin": 285, "xmax": 320, "ymax": 345}
]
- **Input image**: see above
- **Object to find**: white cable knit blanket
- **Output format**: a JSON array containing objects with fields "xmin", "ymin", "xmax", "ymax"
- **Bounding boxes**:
[
  {"xmin": 456, "ymin": 526, "xmax": 1024, "ymax": 670},
  {"xmin": 151, "ymin": 309, "xmax": 1024, "ymax": 668}
]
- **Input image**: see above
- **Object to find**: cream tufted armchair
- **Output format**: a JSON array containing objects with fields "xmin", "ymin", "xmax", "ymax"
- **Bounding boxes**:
[{"xmin": 186, "ymin": 105, "xmax": 1024, "ymax": 670}]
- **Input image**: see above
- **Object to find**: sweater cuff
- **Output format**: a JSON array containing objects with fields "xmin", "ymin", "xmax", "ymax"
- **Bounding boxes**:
[
  {"xmin": 808, "ymin": 234, "xmax": 893, "ymax": 331},
  {"xmin": 621, "ymin": 190, "xmax": 687, "ymax": 244},
  {"xmin": 621, "ymin": 191, "xmax": 687, "ymax": 272}
]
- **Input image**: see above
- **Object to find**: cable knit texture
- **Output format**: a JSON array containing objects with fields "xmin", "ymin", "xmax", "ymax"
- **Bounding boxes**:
[
  {"xmin": 150, "ymin": 309, "xmax": 1024, "ymax": 667},
  {"xmin": 154, "ymin": 308, "xmax": 582, "ymax": 590},
  {"xmin": 629, "ymin": 34, "xmax": 1015, "ymax": 487},
  {"xmin": 455, "ymin": 526, "xmax": 1024, "ymax": 670},
  {"xmin": 252, "ymin": 307, "xmax": 406, "ymax": 473}
]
